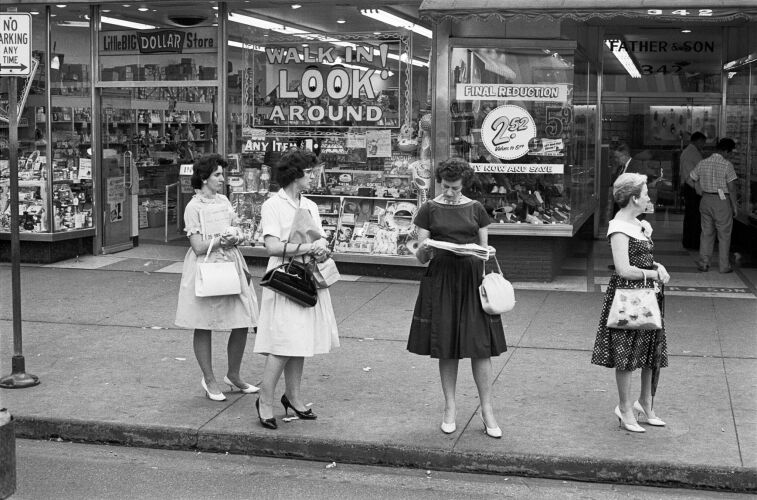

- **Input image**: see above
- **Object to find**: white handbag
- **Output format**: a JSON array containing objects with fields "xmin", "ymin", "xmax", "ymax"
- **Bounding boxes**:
[
  {"xmin": 479, "ymin": 258, "xmax": 515, "ymax": 315},
  {"xmin": 195, "ymin": 237, "xmax": 242, "ymax": 297}
]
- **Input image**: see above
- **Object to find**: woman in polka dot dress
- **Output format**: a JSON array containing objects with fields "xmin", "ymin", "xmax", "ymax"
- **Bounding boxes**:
[{"xmin": 592, "ymin": 173, "xmax": 671, "ymax": 433}]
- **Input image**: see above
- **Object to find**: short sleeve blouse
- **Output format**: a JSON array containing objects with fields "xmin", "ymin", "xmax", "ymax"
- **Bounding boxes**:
[
  {"xmin": 183, "ymin": 194, "xmax": 237, "ymax": 238},
  {"xmin": 260, "ymin": 190, "xmax": 324, "ymax": 241},
  {"xmin": 413, "ymin": 200, "xmax": 490, "ymax": 245}
]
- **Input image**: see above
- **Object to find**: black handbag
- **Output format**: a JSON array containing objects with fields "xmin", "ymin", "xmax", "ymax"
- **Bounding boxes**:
[{"xmin": 260, "ymin": 243, "xmax": 318, "ymax": 307}]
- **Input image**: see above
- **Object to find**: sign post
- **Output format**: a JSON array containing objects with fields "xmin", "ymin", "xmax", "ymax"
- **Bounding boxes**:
[{"xmin": 0, "ymin": 12, "xmax": 39, "ymax": 390}]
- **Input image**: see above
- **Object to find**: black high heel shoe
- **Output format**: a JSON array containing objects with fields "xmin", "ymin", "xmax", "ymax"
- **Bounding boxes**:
[
  {"xmin": 281, "ymin": 394, "xmax": 317, "ymax": 420},
  {"xmin": 255, "ymin": 398, "xmax": 277, "ymax": 429}
]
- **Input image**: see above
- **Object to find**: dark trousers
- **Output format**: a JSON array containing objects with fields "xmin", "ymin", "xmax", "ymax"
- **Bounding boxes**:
[{"xmin": 682, "ymin": 183, "xmax": 701, "ymax": 249}]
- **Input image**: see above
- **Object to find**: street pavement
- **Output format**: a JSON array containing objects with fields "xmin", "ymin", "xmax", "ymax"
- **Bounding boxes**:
[{"xmin": 0, "ymin": 251, "xmax": 756, "ymax": 493}]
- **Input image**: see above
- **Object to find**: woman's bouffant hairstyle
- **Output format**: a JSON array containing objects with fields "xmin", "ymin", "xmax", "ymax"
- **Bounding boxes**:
[
  {"xmin": 435, "ymin": 157, "xmax": 474, "ymax": 187},
  {"xmin": 613, "ymin": 172, "xmax": 647, "ymax": 208},
  {"xmin": 191, "ymin": 154, "xmax": 227, "ymax": 190},
  {"xmin": 275, "ymin": 148, "xmax": 318, "ymax": 187}
]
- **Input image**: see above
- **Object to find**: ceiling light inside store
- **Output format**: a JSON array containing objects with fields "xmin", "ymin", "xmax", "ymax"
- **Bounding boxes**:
[
  {"xmin": 228, "ymin": 12, "xmax": 308, "ymax": 35},
  {"xmin": 101, "ymin": 15, "xmax": 155, "ymax": 30},
  {"xmin": 57, "ymin": 21, "xmax": 89, "ymax": 27},
  {"xmin": 138, "ymin": 7, "xmax": 149, "ymax": 12},
  {"xmin": 292, "ymin": 4, "xmax": 302, "ymax": 9},
  {"xmin": 56, "ymin": 4, "xmax": 67, "ymax": 7},
  {"xmin": 228, "ymin": 40, "xmax": 265, "ymax": 52},
  {"xmin": 605, "ymin": 40, "xmax": 641, "ymax": 79},
  {"xmin": 360, "ymin": 9, "xmax": 431, "ymax": 39},
  {"xmin": 336, "ymin": 18, "xmax": 346, "ymax": 24},
  {"xmin": 681, "ymin": 29, "xmax": 691, "ymax": 33}
]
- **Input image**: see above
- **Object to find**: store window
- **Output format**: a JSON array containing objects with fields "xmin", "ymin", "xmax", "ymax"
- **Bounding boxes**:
[
  {"xmin": 448, "ymin": 42, "xmax": 595, "ymax": 229},
  {"xmin": 601, "ymin": 28, "xmax": 724, "ymax": 216},
  {"xmin": 95, "ymin": 2, "xmax": 219, "ymax": 242},
  {"xmin": 49, "ymin": 4, "xmax": 94, "ymax": 233},
  {"xmin": 1, "ymin": 8, "xmax": 50, "ymax": 234},
  {"xmin": 724, "ymin": 56, "xmax": 756, "ymax": 220},
  {"xmin": 225, "ymin": 4, "xmax": 432, "ymax": 256}
]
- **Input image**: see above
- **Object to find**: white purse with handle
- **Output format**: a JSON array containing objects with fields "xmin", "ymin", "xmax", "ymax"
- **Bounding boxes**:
[
  {"xmin": 479, "ymin": 258, "xmax": 515, "ymax": 315},
  {"xmin": 195, "ymin": 237, "xmax": 242, "ymax": 297}
]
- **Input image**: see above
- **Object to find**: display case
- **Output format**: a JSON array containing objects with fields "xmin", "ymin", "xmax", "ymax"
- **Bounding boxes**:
[
  {"xmin": 228, "ymin": 136, "xmax": 425, "ymax": 257},
  {"xmin": 227, "ymin": 29, "xmax": 430, "ymax": 259},
  {"xmin": 724, "ymin": 54, "xmax": 756, "ymax": 223},
  {"xmin": 446, "ymin": 41, "xmax": 597, "ymax": 235}
]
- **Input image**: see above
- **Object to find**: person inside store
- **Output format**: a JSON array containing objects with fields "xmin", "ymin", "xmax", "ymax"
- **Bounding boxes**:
[
  {"xmin": 689, "ymin": 138, "xmax": 739, "ymax": 273},
  {"xmin": 408, "ymin": 157, "xmax": 507, "ymax": 438},
  {"xmin": 174, "ymin": 154, "xmax": 260, "ymax": 402},
  {"xmin": 253, "ymin": 148, "xmax": 339, "ymax": 430},
  {"xmin": 680, "ymin": 132, "xmax": 707, "ymax": 250},
  {"xmin": 592, "ymin": 172, "xmax": 671, "ymax": 433},
  {"xmin": 610, "ymin": 144, "xmax": 658, "ymax": 216}
]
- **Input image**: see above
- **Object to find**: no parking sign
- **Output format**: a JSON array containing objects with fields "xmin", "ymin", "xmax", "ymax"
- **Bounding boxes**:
[{"xmin": 0, "ymin": 13, "xmax": 32, "ymax": 76}]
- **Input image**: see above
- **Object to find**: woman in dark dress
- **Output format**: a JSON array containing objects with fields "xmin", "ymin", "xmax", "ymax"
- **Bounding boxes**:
[
  {"xmin": 592, "ymin": 173, "xmax": 671, "ymax": 433},
  {"xmin": 408, "ymin": 158, "xmax": 507, "ymax": 438}
]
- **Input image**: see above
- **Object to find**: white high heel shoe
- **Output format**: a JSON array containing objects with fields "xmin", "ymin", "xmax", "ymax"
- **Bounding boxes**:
[
  {"xmin": 633, "ymin": 401, "xmax": 666, "ymax": 427},
  {"xmin": 440, "ymin": 411, "xmax": 456, "ymax": 434},
  {"xmin": 201, "ymin": 377, "xmax": 226, "ymax": 401},
  {"xmin": 223, "ymin": 375, "xmax": 260, "ymax": 394},
  {"xmin": 615, "ymin": 406, "xmax": 645, "ymax": 432},
  {"xmin": 479, "ymin": 413, "xmax": 502, "ymax": 439}
]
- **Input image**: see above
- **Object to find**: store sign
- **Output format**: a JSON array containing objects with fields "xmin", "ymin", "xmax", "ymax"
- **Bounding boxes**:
[
  {"xmin": 100, "ymin": 28, "xmax": 216, "ymax": 54},
  {"xmin": 471, "ymin": 163, "xmax": 564, "ymax": 174},
  {"xmin": 480, "ymin": 105, "xmax": 536, "ymax": 160},
  {"xmin": 256, "ymin": 40, "xmax": 401, "ymax": 128},
  {"xmin": 456, "ymin": 84, "xmax": 568, "ymax": 103}
]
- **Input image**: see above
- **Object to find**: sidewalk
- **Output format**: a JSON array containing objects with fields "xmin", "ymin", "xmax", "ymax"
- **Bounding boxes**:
[{"xmin": 0, "ymin": 262, "xmax": 755, "ymax": 492}]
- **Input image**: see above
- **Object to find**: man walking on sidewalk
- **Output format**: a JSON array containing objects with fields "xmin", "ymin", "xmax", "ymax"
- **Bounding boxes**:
[
  {"xmin": 689, "ymin": 138, "xmax": 739, "ymax": 273},
  {"xmin": 680, "ymin": 132, "xmax": 707, "ymax": 249}
]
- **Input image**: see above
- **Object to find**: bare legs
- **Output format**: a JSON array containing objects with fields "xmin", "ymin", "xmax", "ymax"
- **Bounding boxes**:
[
  {"xmin": 257, "ymin": 354, "xmax": 306, "ymax": 420},
  {"xmin": 193, "ymin": 328, "xmax": 249, "ymax": 394},
  {"xmin": 439, "ymin": 359, "xmax": 459, "ymax": 424},
  {"xmin": 616, "ymin": 368, "xmax": 658, "ymax": 422},
  {"xmin": 439, "ymin": 357, "xmax": 499, "ymax": 429}
]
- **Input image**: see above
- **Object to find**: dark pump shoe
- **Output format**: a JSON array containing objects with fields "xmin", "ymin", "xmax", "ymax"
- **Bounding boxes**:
[
  {"xmin": 255, "ymin": 398, "xmax": 277, "ymax": 430},
  {"xmin": 696, "ymin": 262, "xmax": 710, "ymax": 272},
  {"xmin": 281, "ymin": 394, "xmax": 317, "ymax": 420}
]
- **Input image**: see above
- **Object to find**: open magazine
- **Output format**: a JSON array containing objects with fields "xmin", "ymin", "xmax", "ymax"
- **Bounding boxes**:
[{"xmin": 424, "ymin": 239, "xmax": 491, "ymax": 260}]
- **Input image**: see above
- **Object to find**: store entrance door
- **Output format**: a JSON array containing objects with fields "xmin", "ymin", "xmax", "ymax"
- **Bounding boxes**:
[
  {"xmin": 598, "ymin": 94, "xmax": 722, "ymax": 235},
  {"xmin": 99, "ymin": 89, "xmax": 137, "ymax": 253}
]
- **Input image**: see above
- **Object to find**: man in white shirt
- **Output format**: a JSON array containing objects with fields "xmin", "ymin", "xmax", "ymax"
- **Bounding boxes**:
[{"xmin": 679, "ymin": 132, "xmax": 707, "ymax": 249}]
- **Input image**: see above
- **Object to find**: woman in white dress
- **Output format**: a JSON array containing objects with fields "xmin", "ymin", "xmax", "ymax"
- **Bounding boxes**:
[
  {"xmin": 175, "ymin": 155, "xmax": 259, "ymax": 402},
  {"xmin": 254, "ymin": 149, "xmax": 339, "ymax": 429}
]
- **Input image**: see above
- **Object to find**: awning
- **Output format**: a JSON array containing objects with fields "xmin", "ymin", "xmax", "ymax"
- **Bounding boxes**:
[{"xmin": 419, "ymin": 0, "xmax": 757, "ymax": 23}]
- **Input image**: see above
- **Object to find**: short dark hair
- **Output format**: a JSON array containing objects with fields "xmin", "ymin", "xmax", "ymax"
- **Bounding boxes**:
[
  {"xmin": 435, "ymin": 157, "xmax": 474, "ymax": 186},
  {"xmin": 690, "ymin": 132, "xmax": 707, "ymax": 143},
  {"xmin": 191, "ymin": 154, "xmax": 227, "ymax": 189},
  {"xmin": 716, "ymin": 138, "xmax": 736, "ymax": 152},
  {"xmin": 275, "ymin": 148, "xmax": 317, "ymax": 187}
]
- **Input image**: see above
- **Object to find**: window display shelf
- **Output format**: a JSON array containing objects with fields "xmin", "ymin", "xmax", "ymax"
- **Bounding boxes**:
[
  {"xmin": 0, "ymin": 228, "xmax": 95, "ymax": 242},
  {"xmin": 238, "ymin": 244, "xmax": 423, "ymax": 267}
]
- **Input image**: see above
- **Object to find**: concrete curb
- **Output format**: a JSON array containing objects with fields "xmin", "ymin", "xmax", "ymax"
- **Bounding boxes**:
[{"xmin": 14, "ymin": 416, "xmax": 757, "ymax": 493}]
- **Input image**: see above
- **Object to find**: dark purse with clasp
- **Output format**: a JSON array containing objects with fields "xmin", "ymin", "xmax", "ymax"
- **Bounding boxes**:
[{"xmin": 260, "ymin": 243, "xmax": 318, "ymax": 307}]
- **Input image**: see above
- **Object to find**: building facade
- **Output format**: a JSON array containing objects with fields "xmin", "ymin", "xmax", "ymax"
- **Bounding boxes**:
[{"xmin": 1, "ymin": 1, "xmax": 755, "ymax": 279}]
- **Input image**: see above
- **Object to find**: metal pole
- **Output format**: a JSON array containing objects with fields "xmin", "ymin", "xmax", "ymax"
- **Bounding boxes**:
[{"xmin": 0, "ymin": 76, "xmax": 40, "ymax": 389}]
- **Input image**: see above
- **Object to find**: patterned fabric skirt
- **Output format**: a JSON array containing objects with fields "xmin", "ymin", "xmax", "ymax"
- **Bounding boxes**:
[
  {"xmin": 407, "ymin": 253, "xmax": 507, "ymax": 359},
  {"xmin": 591, "ymin": 274, "xmax": 668, "ymax": 370}
]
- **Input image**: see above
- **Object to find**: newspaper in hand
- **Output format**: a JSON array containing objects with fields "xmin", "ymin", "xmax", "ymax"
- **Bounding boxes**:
[{"xmin": 424, "ymin": 239, "xmax": 492, "ymax": 260}]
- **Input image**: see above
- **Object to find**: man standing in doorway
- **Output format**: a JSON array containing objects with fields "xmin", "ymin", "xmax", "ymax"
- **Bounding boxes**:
[
  {"xmin": 689, "ymin": 138, "xmax": 739, "ymax": 273},
  {"xmin": 681, "ymin": 132, "xmax": 707, "ymax": 249}
]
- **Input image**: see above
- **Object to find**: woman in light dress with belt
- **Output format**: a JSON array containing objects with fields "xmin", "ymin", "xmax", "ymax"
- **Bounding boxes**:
[
  {"xmin": 175, "ymin": 155, "xmax": 259, "ymax": 401},
  {"xmin": 254, "ymin": 148, "xmax": 339, "ymax": 430}
]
